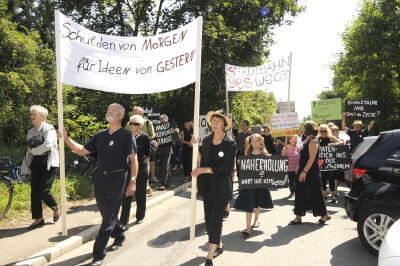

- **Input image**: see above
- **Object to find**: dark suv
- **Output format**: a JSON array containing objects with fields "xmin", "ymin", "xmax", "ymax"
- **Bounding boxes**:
[{"xmin": 345, "ymin": 129, "xmax": 400, "ymax": 256}]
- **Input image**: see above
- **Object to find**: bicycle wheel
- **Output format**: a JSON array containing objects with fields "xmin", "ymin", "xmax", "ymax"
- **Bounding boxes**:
[{"xmin": 0, "ymin": 178, "xmax": 13, "ymax": 219}]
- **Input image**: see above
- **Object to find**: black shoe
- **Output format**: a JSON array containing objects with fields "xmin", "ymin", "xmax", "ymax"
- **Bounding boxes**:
[
  {"xmin": 27, "ymin": 219, "xmax": 45, "ymax": 230},
  {"xmin": 205, "ymin": 259, "xmax": 213, "ymax": 266},
  {"xmin": 222, "ymin": 210, "xmax": 229, "ymax": 219},
  {"xmin": 88, "ymin": 259, "xmax": 103, "ymax": 266},
  {"xmin": 110, "ymin": 235, "xmax": 126, "ymax": 251},
  {"xmin": 214, "ymin": 247, "xmax": 223, "ymax": 258},
  {"xmin": 53, "ymin": 206, "xmax": 61, "ymax": 223},
  {"xmin": 135, "ymin": 219, "xmax": 143, "ymax": 225},
  {"xmin": 163, "ymin": 182, "xmax": 170, "ymax": 188},
  {"xmin": 121, "ymin": 224, "xmax": 129, "ymax": 232}
]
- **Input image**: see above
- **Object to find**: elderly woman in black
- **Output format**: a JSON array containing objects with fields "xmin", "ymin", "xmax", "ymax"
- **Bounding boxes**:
[
  {"xmin": 120, "ymin": 114, "xmax": 151, "ymax": 229},
  {"xmin": 289, "ymin": 121, "xmax": 331, "ymax": 225},
  {"xmin": 192, "ymin": 111, "xmax": 237, "ymax": 266},
  {"xmin": 25, "ymin": 105, "xmax": 60, "ymax": 229}
]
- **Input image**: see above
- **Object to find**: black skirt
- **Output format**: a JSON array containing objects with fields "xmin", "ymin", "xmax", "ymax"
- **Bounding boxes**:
[{"xmin": 234, "ymin": 189, "xmax": 273, "ymax": 212}]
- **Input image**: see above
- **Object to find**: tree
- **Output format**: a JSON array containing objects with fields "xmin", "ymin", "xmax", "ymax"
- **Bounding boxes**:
[{"xmin": 321, "ymin": 0, "xmax": 400, "ymax": 131}]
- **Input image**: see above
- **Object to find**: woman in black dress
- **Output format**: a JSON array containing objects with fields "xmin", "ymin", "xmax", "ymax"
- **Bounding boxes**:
[
  {"xmin": 234, "ymin": 133, "xmax": 273, "ymax": 236},
  {"xmin": 192, "ymin": 111, "xmax": 236, "ymax": 266},
  {"xmin": 289, "ymin": 121, "xmax": 331, "ymax": 225},
  {"xmin": 120, "ymin": 114, "xmax": 151, "ymax": 229}
]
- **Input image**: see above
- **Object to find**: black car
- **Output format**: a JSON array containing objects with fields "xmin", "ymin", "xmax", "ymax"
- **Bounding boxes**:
[{"xmin": 345, "ymin": 129, "xmax": 400, "ymax": 256}]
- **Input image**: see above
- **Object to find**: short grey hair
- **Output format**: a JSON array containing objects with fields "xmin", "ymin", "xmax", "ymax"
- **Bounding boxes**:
[
  {"xmin": 108, "ymin": 103, "xmax": 125, "ymax": 120},
  {"xmin": 30, "ymin": 105, "xmax": 49, "ymax": 120},
  {"xmin": 129, "ymin": 114, "xmax": 144, "ymax": 125},
  {"xmin": 133, "ymin": 106, "xmax": 144, "ymax": 115}
]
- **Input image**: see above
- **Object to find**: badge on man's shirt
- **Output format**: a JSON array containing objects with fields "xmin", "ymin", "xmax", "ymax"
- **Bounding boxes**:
[{"xmin": 109, "ymin": 140, "xmax": 114, "ymax": 146}]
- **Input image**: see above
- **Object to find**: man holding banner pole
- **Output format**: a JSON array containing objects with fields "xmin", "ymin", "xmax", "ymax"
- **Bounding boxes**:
[{"xmin": 59, "ymin": 103, "xmax": 138, "ymax": 266}]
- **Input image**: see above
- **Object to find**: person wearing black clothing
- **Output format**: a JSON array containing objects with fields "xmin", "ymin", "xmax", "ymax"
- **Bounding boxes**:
[
  {"xmin": 192, "ymin": 111, "xmax": 236, "ymax": 266},
  {"xmin": 120, "ymin": 115, "xmax": 151, "ymax": 229},
  {"xmin": 181, "ymin": 120, "xmax": 193, "ymax": 180},
  {"xmin": 289, "ymin": 121, "xmax": 331, "ymax": 226},
  {"xmin": 342, "ymin": 112, "xmax": 377, "ymax": 152},
  {"xmin": 61, "ymin": 103, "xmax": 138, "ymax": 266},
  {"xmin": 261, "ymin": 124, "xmax": 276, "ymax": 155}
]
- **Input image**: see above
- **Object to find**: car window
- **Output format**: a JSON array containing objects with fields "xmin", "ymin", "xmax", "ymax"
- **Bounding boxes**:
[
  {"xmin": 352, "ymin": 136, "xmax": 379, "ymax": 162},
  {"xmin": 388, "ymin": 150, "xmax": 400, "ymax": 160}
]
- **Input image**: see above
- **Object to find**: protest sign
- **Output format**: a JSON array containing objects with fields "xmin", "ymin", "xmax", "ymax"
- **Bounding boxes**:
[
  {"xmin": 318, "ymin": 145, "xmax": 350, "ymax": 171},
  {"xmin": 238, "ymin": 155, "xmax": 289, "ymax": 189},
  {"xmin": 311, "ymin": 98, "xmax": 342, "ymax": 121},
  {"xmin": 278, "ymin": 101, "xmax": 295, "ymax": 113},
  {"xmin": 225, "ymin": 55, "xmax": 291, "ymax": 92},
  {"xmin": 55, "ymin": 11, "xmax": 200, "ymax": 94},
  {"xmin": 154, "ymin": 122, "xmax": 175, "ymax": 145},
  {"xmin": 143, "ymin": 106, "xmax": 161, "ymax": 121},
  {"xmin": 271, "ymin": 112, "xmax": 300, "ymax": 137},
  {"xmin": 345, "ymin": 100, "xmax": 379, "ymax": 119}
]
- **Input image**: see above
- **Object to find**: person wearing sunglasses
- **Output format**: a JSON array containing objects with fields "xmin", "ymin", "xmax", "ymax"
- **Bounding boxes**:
[
  {"xmin": 317, "ymin": 124, "xmax": 344, "ymax": 203},
  {"xmin": 120, "ymin": 115, "xmax": 151, "ymax": 230}
]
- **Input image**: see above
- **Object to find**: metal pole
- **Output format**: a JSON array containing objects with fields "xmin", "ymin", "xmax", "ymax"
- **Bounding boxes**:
[
  {"xmin": 190, "ymin": 16, "xmax": 203, "ymax": 241},
  {"xmin": 54, "ymin": 10, "xmax": 67, "ymax": 236}
]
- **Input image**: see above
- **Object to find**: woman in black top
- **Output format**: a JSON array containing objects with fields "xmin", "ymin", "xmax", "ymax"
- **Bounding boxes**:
[
  {"xmin": 120, "ymin": 115, "xmax": 151, "ymax": 228},
  {"xmin": 289, "ymin": 121, "xmax": 331, "ymax": 225},
  {"xmin": 192, "ymin": 111, "xmax": 237, "ymax": 266}
]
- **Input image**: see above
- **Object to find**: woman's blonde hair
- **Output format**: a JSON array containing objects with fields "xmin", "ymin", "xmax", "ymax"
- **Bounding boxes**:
[
  {"xmin": 129, "ymin": 114, "xmax": 144, "ymax": 125},
  {"xmin": 246, "ymin": 133, "xmax": 270, "ymax": 156},
  {"xmin": 318, "ymin": 124, "xmax": 332, "ymax": 138}
]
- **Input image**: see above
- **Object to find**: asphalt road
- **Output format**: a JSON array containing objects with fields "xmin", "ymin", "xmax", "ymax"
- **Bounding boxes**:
[{"xmin": 48, "ymin": 186, "xmax": 378, "ymax": 266}]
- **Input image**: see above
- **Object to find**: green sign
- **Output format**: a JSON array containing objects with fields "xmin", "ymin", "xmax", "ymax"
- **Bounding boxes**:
[{"xmin": 311, "ymin": 98, "xmax": 342, "ymax": 121}]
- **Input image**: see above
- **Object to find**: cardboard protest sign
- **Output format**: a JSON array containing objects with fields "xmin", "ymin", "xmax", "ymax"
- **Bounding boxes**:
[
  {"xmin": 154, "ymin": 122, "xmax": 175, "ymax": 145},
  {"xmin": 271, "ymin": 112, "xmax": 300, "ymax": 137},
  {"xmin": 225, "ymin": 55, "xmax": 291, "ymax": 92},
  {"xmin": 56, "ymin": 11, "xmax": 200, "ymax": 94},
  {"xmin": 238, "ymin": 155, "xmax": 289, "ymax": 189},
  {"xmin": 278, "ymin": 101, "xmax": 295, "ymax": 113},
  {"xmin": 143, "ymin": 106, "xmax": 161, "ymax": 121},
  {"xmin": 318, "ymin": 145, "xmax": 350, "ymax": 171},
  {"xmin": 311, "ymin": 98, "xmax": 342, "ymax": 121},
  {"xmin": 345, "ymin": 100, "xmax": 379, "ymax": 119}
]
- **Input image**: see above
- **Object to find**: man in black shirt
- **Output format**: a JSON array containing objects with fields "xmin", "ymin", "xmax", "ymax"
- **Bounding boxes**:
[
  {"xmin": 261, "ymin": 124, "xmax": 276, "ymax": 155},
  {"xmin": 342, "ymin": 112, "xmax": 377, "ymax": 152},
  {"xmin": 62, "ymin": 103, "xmax": 138, "ymax": 266}
]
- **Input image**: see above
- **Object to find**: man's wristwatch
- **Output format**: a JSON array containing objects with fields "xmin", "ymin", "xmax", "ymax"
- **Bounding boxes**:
[{"xmin": 130, "ymin": 177, "xmax": 137, "ymax": 182}]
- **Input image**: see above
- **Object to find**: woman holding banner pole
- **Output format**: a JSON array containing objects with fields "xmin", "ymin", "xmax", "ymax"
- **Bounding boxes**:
[
  {"xmin": 234, "ymin": 134, "xmax": 273, "ymax": 236},
  {"xmin": 289, "ymin": 121, "xmax": 331, "ymax": 225},
  {"xmin": 191, "ymin": 111, "xmax": 236, "ymax": 266}
]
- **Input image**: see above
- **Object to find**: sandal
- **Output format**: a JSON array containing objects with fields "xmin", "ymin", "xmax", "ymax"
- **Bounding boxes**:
[
  {"xmin": 251, "ymin": 221, "xmax": 260, "ymax": 228},
  {"xmin": 214, "ymin": 247, "xmax": 223, "ymax": 258},
  {"xmin": 289, "ymin": 219, "xmax": 302, "ymax": 225},
  {"xmin": 317, "ymin": 215, "xmax": 331, "ymax": 225},
  {"xmin": 241, "ymin": 229, "xmax": 251, "ymax": 236}
]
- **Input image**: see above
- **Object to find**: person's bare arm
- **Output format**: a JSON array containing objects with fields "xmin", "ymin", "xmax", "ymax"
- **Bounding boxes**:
[
  {"xmin": 368, "ymin": 120, "xmax": 376, "ymax": 132},
  {"xmin": 342, "ymin": 112, "xmax": 349, "ymax": 134},
  {"xmin": 328, "ymin": 136, "xmax": 344, "ymax": 145},
  {"xmin": 281, "ymin": 145, "xmax": 287, "ymax": 156},
  {"xmin": 125, "ymin": 153, "xmax": 139, "ymax": 197},
  {"xmin": 60, "ymin": 129, "xmax": 91, "ymax": 156}
]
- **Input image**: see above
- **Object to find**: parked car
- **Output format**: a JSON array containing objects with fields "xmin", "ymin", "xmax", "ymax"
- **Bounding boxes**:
[
  {"xmin": 345, "ymin": 129, "xmax": 400, "ymax": 256},
  {"xmin": 378, "ymin": 219, "xmax": 400, "ymax": 266}
]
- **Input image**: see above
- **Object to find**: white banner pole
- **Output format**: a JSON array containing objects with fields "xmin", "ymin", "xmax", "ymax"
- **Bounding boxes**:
[
  {"xmin": 55, "ymin": 10, "xmax": 67, "ymax": 236},
  {"xmin": 287, "ymin": 51, "xmax": 293, "ymax": 102},
  {"xmin": 225, "ymin": 88, "xmax": 230, "ymax": 115},
  {"xmin": 190, "ymin": 16, "xmax": 203, "ymax": 241}
]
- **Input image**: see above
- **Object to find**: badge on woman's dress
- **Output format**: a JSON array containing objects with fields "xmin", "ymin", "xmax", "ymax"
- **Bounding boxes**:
[
  {"xmin": 218, "ymin": 151, "xmax": 224, "ymax": 158},
  {"xmin": 109, "ymin": 140, "xmax": 114, "ymax": 146}
]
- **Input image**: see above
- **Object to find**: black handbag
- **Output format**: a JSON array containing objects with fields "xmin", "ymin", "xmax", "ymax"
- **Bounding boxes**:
[{"xmin": 27, "ymin": 134, "xmax": 44, "ymax": 148}]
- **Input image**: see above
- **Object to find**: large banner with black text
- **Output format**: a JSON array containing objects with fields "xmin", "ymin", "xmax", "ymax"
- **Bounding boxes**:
[
  {"xmin": 238, "ymin": 155, "xmax": 289, "ymax": 189},
  {"xmin": 55, "ymin": 11, "xmax": 200, "ymax": 94}
]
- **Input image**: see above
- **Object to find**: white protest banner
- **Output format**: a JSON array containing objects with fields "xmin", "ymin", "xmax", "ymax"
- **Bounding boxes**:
[
  {"xmin": 278, "ymin": 101, "xmax": 295, "ymax": 113},
  {"xmin": 271, "ymin": 112, "xmax": 300, "ymax": 137},
  {"xmin": 225, "ymin": 55, "xmax": 291, "ymax": 92},
  {"xmin": 56, "ymin": 11, "xmax": 200, "ymax": 94}
]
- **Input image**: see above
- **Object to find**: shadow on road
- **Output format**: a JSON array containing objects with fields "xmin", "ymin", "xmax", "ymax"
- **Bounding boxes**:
[
  {"xmin": 48, "ymin": 224, "xmax": 94, "ymax": 242},
  {"xmin": 48, "ymin": 252, "xmax": 92, "ymax": 266},
  {"xmin": 67, "ymin": 204, "xmax": 98, "ymax": 215},
  {"xmin": 0, "ymin": 221, "xmax": 53, "ymax": 238},
  {"xmin": 178, "ymin": 256, "xmax": 205, "ymax": 266},
  {"xmin": 330, "ymin": 237, "xmax": 377, "ymax": 266}
]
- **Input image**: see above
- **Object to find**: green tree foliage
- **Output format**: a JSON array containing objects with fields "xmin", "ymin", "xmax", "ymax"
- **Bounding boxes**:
[
  {"xmin": 231, "ymin": 91, "xmax": 277, "ymax": 127},
  {"xmin": 320, "ymin": 0, "xmax": 400, "ymax": 131}
]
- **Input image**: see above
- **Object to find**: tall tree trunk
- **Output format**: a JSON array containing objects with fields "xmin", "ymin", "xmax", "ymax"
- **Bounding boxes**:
[{"xmin": 153, "ymin": 0, "xmax": 164, "ymax": 35}]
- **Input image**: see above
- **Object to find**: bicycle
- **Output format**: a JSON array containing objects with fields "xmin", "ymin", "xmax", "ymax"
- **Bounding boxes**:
[{"xmin": 0, "ymin": 157, "xmax": 29, "ymax": 220}]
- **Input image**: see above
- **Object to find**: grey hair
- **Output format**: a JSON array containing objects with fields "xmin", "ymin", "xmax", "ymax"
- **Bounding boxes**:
[
  {"xmin": 30, "ymin": 105, "xmax": 49, "ymax": 120},
  {"xmin": 133, "ymin": 106, "xmax": 144, "ymax": 115},
  {"xmin": 129, "ymin": 114, "xmax": 144, "ymax": 125},
  {"xmin": 108, "ymin": 103, "xmax": 125, "ymax": 120}
]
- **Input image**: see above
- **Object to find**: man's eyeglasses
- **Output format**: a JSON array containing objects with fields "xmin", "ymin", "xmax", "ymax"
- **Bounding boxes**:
[{"xmin": 129, "ymin": 122, "xmax": 141, "ymax": 126}]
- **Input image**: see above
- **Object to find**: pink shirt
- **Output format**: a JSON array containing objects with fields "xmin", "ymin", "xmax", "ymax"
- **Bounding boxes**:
[{"xmin": 283, "ymin": 145, "xmax": 300, "ymax": 172}]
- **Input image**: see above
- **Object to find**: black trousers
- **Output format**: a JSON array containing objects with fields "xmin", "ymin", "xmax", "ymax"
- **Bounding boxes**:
[
  {"xmin": 288, "ymin": 171, "xmax": 296, "ymax": 194},
  {"xmin": 30, "ymin": 155, "xmax": 58, "ymax": 219},
  {"xmin": 182, "ymin": 145, "xmax": 193, "ymax": 176},
  {"xmin": 120, "ymin": 162, "xmax": 149, "ymax": 224},
  {"xmin": 93, "ymin": 172, "xmax": 126, "ymax": 260},
  {"xmin": 321, "ymin": 171, "xmax": 335, "ymax": 192},
  {"xmin": 157, "ymin": 145, "xmax": 172, "ymax": 184},
  {"xmin": 203, "ymin": 199, "xmax": 227, "ymax": 245}
]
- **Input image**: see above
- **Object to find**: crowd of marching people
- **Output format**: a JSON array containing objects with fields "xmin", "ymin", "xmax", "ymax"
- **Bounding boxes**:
[{"xmin": 22, "ymin": 103, "xmax": 377, "ymax": 266}]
